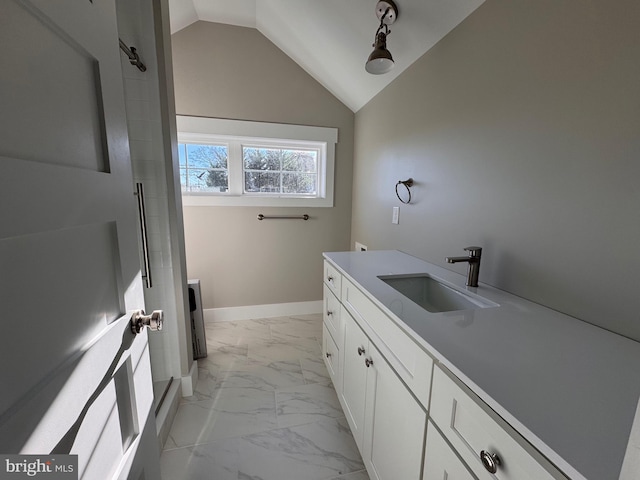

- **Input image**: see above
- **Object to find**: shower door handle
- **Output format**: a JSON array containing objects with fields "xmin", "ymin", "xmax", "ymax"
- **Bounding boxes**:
[{"xmin": 134, "ymin": 182, "xmax": 152, "ymax": 288}]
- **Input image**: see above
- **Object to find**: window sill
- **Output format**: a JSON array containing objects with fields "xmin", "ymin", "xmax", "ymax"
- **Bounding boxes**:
[{"xmin": 181, "ymin": 194, "xmax": 333, "ymax": 208}]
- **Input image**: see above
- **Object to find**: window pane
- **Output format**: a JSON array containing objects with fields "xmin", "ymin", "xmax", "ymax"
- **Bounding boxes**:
[
  {"xmin": 178, "ymin": 144, "xmax": 187, "ymax": 166},
  {"xmin": 245, "ymin": 171, "xmax": 280, "ymax": 193},
  {"xmin": 205, "ymin": 169, "xmax": 229, "ymax": 192},
  {"xmin": 186, "ymin": 169, "xmax": 209, "ymax": 191},
  {"xmin": 187, "ymin": 144, "xmax": 228, "ymax": 169},
  {"xmin": 179, "ymin": 167, "xmax": 187, "ymax": 191},
  {"xmin": 282, "ymin": 150, "xmax": 317, "ymax": 173},
  {"xmin": 283, "ymin": 173, "xmax": 317, "ymax": 194},
  {"xmin": 243, "ymin": 147, "xmax": 280, "ymax": 171}
]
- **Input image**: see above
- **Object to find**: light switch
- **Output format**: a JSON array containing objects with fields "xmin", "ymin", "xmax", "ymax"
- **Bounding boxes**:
[{"xmin": 392, "ymin": 207, "xmax": 400, "ymax": 224}]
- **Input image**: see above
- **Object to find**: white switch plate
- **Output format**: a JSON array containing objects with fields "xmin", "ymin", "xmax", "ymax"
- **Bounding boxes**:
[{"xmin": 392, "ymin": 207, "xmax": 400, "ymax": 224}]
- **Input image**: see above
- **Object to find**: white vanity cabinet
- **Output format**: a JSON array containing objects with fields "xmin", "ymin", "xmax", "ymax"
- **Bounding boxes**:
[
  {"xmin": 324, "ymin": 258, "xmax": 430, "ymax": 480},
  {"xmin": 430, "ymin": 365, "xmax": 567, "ymax": 480},
  {"xmin": 340, "ymin": 310, "xmax": 370, "ymax": 450},
  {"xmin": 323, "ymin": 251, "xmax": 640, "ymax": 480},
  {"xmin": 341, "ymin": 309, "xmax": 427, "ymax": 480},
  {"xmin": 362, "ymin": 329, "xmax": 427, "ymax": 480},
  {"xmin": 423, "ymin": 420, "xmax": 476, "ymax": 480},
  {"xmin": 322, "ymin": 263, "xmax": 344, "ymax": 392}
]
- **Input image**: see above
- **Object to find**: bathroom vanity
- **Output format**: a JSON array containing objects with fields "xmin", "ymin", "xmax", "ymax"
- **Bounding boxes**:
[{"xmin": 322, "ymin": 250, "xmax": 640, "ymax": 480}]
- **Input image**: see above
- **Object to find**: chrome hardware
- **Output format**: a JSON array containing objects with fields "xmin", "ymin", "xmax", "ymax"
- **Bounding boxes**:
[
  {"xmin": 327, "ymin": 275, "xmax": 334, "ymax": 282},
  {"xmin": 119, "ymin": 38, "xmax": 146, "ymax": 72},
  {"xmin": 135, "ymin": 183, "xmax": 152, "ymax": 288},
  {"xmin": 480, "ymin": 450, "xmax": 501, "ymax": 474},
  {"xmin": 130, "ymin": 309, "xmax": 163, "ymax": 334},
  {"xmin": 395, "ymin": 178, "xmax": 413, "ymax": 204},
  {"xmin": 365, "ymin": 358, "xmax": 374, "ymax": 368},
  {"xmin": 446, "ymin": 246, "xmax": 482, "ymax": 287},
  {"xmin": 327, "ymin": 310, "xmax": 333, "ymax": 316},
  {"xmin": 358, "ymin": 347, "xmax": 366, "ymax": 356},
  {"xmin": 326, "ymin": 352, "xmax": 332, "ymax": 358}
]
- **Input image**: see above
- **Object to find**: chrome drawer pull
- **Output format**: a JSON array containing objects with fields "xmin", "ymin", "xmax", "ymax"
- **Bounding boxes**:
[
  {"xmin": 326, "ymin": 352, "xmax": 332, "ymax": 358},
  {"xmin": 365, "ymin": 358, "xmax": 374, "ymax": 368},
  {"xmin": 480, "ymin": 450, "xmax": 501, "ymax": 474},
  {"xmin": 357, "ymin": 347, "xmax": 365, "ymax": 356},
  {"xmin": 327, "ymin": 310, "xmax": 333, "ymax": 316},
  {"xmin": 327, "ymin": 275, "xmax": 334, "ymax": 282}
]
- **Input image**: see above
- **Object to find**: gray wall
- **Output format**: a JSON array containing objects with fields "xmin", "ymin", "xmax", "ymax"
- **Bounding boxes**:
[
  {"xmin": 352, "ymin": 0, "xmax": 640, "ymax": 340},
  {"xmin": 172, "ymin": 22, "xmax": 354, "ymax": 309}
]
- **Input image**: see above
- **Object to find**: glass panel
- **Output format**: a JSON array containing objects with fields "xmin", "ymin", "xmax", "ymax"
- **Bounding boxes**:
[
  {"xmin": 186, "ymin": 144, "xmax": 227, "ymax": 169},
  {"xmin": 283, "ymin": 173, "xmax": 317, "ymax": 194},
  {"xmin": 245, "ymin": 171, "xmax": 280, "ymax": 193},
  {"xmin": 204, "ymin": 169, "xmax": 229, "ymax": 192},
  {"xmin": 186, "ymin": 169, "xmax": 209, "ymax": 191},
  {"xmin": 179, "ymin": 168, "xmax": 187, "ymax": 191},
  {"xmin": 244, "ymin": 147, "xmax": 280, "ymax": 171},
  {"xmin": 178, "ymin": 144, "xmax": 187, "ymax": 166},
  {"xmin": 179, "ymin": 143, "xmax": 229, "ymax": 192},
  {"xmin": 282, "ymin": 149, "xmax": 317, "ymax": 173}
]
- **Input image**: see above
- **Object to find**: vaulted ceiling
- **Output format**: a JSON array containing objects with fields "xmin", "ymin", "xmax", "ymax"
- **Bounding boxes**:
[{"xmin": 168, "ymin": 0, "xmax": 485, "ymax": 112}]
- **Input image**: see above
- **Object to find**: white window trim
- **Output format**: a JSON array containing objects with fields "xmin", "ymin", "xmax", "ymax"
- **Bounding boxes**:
[{"xmin": 177, "ymin": 116, "xmax": 337, "ymax": 207}]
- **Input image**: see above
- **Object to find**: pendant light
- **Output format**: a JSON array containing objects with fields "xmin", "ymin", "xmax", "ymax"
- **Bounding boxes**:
[{"xmin": 365, "ymin": 1, "xmax": 399, "ymax": 75}]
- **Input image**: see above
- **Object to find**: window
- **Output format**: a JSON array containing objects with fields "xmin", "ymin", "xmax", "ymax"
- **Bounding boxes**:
[
  {"xmin": 177, "ymin": 116, "xmax": 337, "ymax": 207},
  {"xmin": 179, "ymin": 143, "xmax": 228, "ymax": 192}
]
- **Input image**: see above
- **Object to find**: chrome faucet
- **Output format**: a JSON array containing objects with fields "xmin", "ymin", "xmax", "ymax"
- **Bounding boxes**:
[{"xmin": 446, "ymin": 246, "xmax": 482, "ymax": 287}]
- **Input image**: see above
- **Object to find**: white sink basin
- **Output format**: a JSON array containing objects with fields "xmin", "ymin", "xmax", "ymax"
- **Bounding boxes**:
[{"xmin": 378, "ymin": 274, "xmax": 498, "ymax": 313}]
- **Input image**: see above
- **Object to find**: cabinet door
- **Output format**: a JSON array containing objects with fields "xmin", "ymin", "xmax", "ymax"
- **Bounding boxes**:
[
  {"xmin": 364, "ymin": 342, "xmax": 427, "ymax": 480},
  {"xmin": 341, "ymin": 311, "xmax": 370, "ymax": 451},
  {"xmin": 322, "ymin": 323, "xmax": 340, "ymax": 390},
  {"xmin": 423, "ymin": 421, "xmax": 476, "ymax": 480},
  {"xmin": 323, "ymin": 284, "xmax": 342, "ymax": 345}
]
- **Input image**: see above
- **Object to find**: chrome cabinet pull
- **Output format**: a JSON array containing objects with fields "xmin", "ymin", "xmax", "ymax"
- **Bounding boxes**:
[
  {"xmin": 365, "ymin": 358, "xmax": 374, "ymax": 368},
  {"xmin": 357, "ymin": 347, "xmax": 365, "ymax": 356},
  {"xmin": 135, "ymin": 182, "xmax": 152, "ymax": 288},
  {"xmin": 327, "ymin": 275, "xmax": 334, "ymax": 282},
  {"xmin": 327, "ymin": 310, "xmax": 333, "ymax": 316},
  {"xmin": 326, "ymin": 352, "xmax": 332, "ymax": 358},
  {"xmin": 480, "ymin": 450, "xmax": 501, "ymax": 474}
]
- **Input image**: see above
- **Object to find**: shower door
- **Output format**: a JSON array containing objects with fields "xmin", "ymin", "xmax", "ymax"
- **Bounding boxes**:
[{"xmin": 0, "ymin": 0, "xmax": 159, "ymax": 478}]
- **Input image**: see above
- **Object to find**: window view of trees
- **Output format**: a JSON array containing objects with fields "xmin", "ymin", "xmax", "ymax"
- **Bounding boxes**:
[
  {"xmin": 243, "ymin": 147, "xmax": 318, "ymax": 195},
  {"xmin": 178, "ymin": 144, "xmax": 228, "ymax": 192}
]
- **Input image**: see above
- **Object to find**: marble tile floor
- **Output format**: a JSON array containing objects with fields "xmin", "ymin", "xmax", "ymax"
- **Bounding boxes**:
[{"xmin": 160, "ymin": 314, "xmax": 370, "ymax": 480}]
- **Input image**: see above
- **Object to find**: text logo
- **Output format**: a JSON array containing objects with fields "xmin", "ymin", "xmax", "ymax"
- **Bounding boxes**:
[{"xmin": 1, "ymin": 455, "xmax": 77, "ymax": 479}]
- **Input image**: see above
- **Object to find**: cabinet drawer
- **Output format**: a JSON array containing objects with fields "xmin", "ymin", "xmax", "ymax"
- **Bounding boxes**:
[
  {"xmin": 322, "ymin": 323, "xmax": 340, "ymax": 390},
  {"xmin": 423, "ymin": 420, "xmax": 475, "ymax": 480},
  {"xmin": 341, "ymin": 278, "xmax": 433, "ymax": 406},
  {"xmin": 430, "ymin": 366, "xmax": 566, "ymax": 480},
  {"xmin": 323, "ymin": 284, "xmax": 342, "ymax": 347},
  {"xmin": 324, "ymin": 261, "xmax": 342, "ymax": 298}
]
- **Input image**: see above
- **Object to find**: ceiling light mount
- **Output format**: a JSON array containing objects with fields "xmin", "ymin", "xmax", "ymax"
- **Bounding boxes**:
[
  {"xmin": 366, "ymin": 1, "xmax": 399, "ymax": 75},
  {"xmin": 375, "ymin": 0, "xmax": 398, "ymax": 26}
]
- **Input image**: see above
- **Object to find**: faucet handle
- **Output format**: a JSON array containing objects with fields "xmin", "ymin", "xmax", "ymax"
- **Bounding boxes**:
[{"xmin": 464, "ymin": 246, "xmax": 482, "ymax": 257}]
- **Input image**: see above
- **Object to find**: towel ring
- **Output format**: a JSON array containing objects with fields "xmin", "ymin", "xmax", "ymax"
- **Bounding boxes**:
[{"xmin": 396, "ymin": 178, "xmax": 413, "ymax": 204}]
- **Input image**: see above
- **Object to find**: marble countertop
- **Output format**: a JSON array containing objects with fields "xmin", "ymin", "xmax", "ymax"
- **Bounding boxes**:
[{"xmin": 324, "ymin": 250, "xmax": 640, "ymax": 480}]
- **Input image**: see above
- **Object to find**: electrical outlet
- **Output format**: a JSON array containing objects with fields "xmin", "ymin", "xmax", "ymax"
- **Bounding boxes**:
[
  {"xmin": 392, "ymin": 207, "xmax": 400, "ymax": 224},
  {"xmin": 355, "ymin": 242, "xmax": 368, "ymax": 251}
]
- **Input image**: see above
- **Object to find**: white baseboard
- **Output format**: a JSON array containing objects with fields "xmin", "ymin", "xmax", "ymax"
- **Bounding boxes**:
[
  {"xmin": 203, "ymin": 300, "xmax": 322, "ymax": 324},
  {"xmin": 180, "ymin": 360, "xmax": 198, "ymax": 397}
]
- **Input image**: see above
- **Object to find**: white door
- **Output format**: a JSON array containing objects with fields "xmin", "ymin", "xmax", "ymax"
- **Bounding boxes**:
[{"xmin": 0, "ymin": 1, "xmax": 160, "ymax": 479}]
